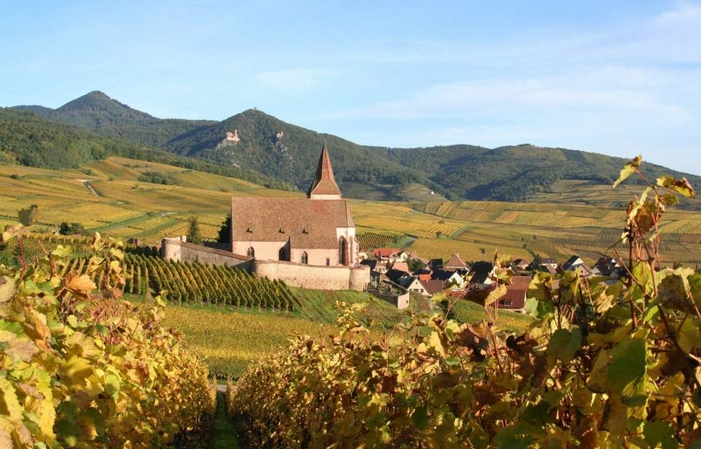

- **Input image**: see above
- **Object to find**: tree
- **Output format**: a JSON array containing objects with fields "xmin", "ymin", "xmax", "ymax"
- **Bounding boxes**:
[
  {"xmin": 187, "ymin": 217, "xmax": 203, "ymax": 244},
  {"xmin": 18, "ymin": 205, "xmax": 39, "ymax": 226},
  {"xmin": 58, "ymin": 222, "xmax": 85, "ymax": 235},
  {"xmin": 407, "ymin": 257, "xmax": 425, "ymax": 273},
  {"xmin": 217, "ymin": 213, "xmax": 232, "ymax": 243}
]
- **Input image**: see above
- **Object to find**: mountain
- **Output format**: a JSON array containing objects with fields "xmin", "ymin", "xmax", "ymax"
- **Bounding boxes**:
[
  {"xmin": 165, "ymin": 109, "xmax": 444, "ymax": 195},
  {"xmin": 381, "ymin": 144, "xmax": 700, "ymax": 203},
  {"xmin": 0, "ymin": 107, "xmax": 291, "ymax": 190},
  {"xmin": 11, "ymin": 91, "xmax": 217, "ymax": 149},
  {"xmin": 7, "ymin": 91, "xmax": 701, "ymax": 209}
]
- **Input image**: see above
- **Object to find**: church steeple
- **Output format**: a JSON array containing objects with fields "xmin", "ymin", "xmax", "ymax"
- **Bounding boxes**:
[{"xmin": 307, "ymin": 143, "xmax": 342, "ymax": 200}]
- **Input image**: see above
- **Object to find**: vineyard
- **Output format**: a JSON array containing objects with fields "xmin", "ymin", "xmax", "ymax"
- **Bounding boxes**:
[
  {"xmin": 226, "ymin": 167, "xmax": 701, "ymax": 448},
  {"xmin": 63, "ymin": 253, "xmax": 302, "ymax": 311},
  {"xmin": 356, "ymin": 232, "xmax": 401, "ymax": 250},
  {"xmin": 0, "ymin": 231, "xmax": 216, "ymax": 448}
]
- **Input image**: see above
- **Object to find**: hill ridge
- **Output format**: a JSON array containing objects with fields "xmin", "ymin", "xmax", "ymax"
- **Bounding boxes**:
[{"xmin": 6, "ymin": 91, "xmax": 701, "ymax": 208}]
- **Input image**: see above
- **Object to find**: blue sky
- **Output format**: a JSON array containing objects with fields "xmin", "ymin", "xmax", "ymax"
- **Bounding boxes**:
[{"xmin": 2, "ymin": 0, "xmax": 700, "ymax": 175}]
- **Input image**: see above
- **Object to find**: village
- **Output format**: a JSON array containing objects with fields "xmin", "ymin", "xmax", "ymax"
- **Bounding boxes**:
[
  {"xmin": 157, "ymin": 143, "xmax": 630, "ymax": 313},
  {"xmin": 359, "ymin": 247, "xmax": 623, "ymax": 311}
]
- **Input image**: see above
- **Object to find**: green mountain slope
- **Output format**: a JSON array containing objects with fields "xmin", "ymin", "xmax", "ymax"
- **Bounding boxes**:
[
  {"xmin": 8, "ymin": 91, "xmax": 701, "ymax": 209},
  {"xmin": 0, "ymin": 107, "xmax": 291, "ymax": 190},
  {"xmin": 167, "ymin": 108, "xmax": 446, "ymax": 195},
  {"xmin": 12, "ymin": 91, "xmax": 217, "ymax": 149},
  {"xmin": 383, "ymin": 144, "xmax": 701, "ymax": 205}
]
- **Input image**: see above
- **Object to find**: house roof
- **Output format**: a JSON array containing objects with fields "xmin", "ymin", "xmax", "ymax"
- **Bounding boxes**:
[
  {"xmin": 428, "ymin": 258, "xmax": 444, "ymax": 269},
  {"xmin": 385, "ymin": 269, "xmax": 413, "ymax": 287},
  {"xmin": 391, "ymin": 262, "xmax": 410, "ymax": 274},
  {"xmin": 374, "ymin": 248, "xmax": 400, "ymax": 258},
  {"xmin": 537, "ymin": 264, "xmax": 558, "ymax": 276},
  {"xmin": 562, "ymin": 255, "xmax": 585, "ymax": 271},
  {"xmin": 360, "ymin": 259, "xmax": 378, "ymax": 269},
  {"xmin": 307, "ymin": 144, "xmax": 342, "ymax": 198},
  {"xmin": 231, "ymin": 198, "xmax": 353, "ymax": 249},
  {"xmin": 420, "ymin": 279, "xmax": 446, "ymax": 295},
  {"xmin": 469, "ymin": 261, "xmax": 495, "ymax": 285},
  {"xmin": 444, "ymin": 253, "xmax": 467, "ymax": 270},
  {"xmin": 431, "ymin": 269, "xmax": 459, "ymax": 281}
]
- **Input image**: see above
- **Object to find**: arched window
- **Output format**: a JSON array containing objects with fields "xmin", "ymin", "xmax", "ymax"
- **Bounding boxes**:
[
  {"xmin": 339, "ymin": 236, "xmax": 348, "ymax": 266},
  {"xmin": 279, "ymin": 246, "xmax": 289, "ymax": 261},
  {"xmin": 301, "ymin": 252, "xmax": 308, "ymax": 264},
  {"xmin": 246, "ymin": 246, "xmax": 255, "ymax": 258}
]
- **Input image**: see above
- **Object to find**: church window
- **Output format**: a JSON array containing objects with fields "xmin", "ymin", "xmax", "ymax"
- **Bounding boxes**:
[
  {"xmin": 247, "ymin": 246, "xmax": 255, "ymax": 257},
  {"xmin": 339, "ymin": 237, "xmax": 348, "ymax": 266},
  {"xmin": 301, "ymin": 252, "xmax": 308, "ymax": 264}
]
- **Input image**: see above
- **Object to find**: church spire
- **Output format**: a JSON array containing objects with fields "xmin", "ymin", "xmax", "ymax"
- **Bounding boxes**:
[{"xmin": 307, "ymin": 143, "xmax": 342, "ymax": 200}]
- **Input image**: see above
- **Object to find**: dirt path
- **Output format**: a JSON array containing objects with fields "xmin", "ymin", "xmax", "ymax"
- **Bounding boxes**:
[{"xmin": 77, "ymin": 179, "xmax": 100, "ymax": 197}]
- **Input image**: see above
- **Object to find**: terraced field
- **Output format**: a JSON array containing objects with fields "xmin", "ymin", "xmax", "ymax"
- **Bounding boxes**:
[
  {"xmin": 2, "ymin": 156, "xmax": 700, "ymax": 266},
  {"xmin": 0, "ymin": 157, "xmax": 304, "ymax": 244}
]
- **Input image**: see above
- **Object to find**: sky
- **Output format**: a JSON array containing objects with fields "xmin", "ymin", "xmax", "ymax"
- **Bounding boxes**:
[{"xmin": 1, "ymin": 0, "xmax": 700, "ymax": 175}]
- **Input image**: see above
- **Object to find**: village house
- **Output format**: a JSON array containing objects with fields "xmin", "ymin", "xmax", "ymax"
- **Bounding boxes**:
[
  {"xmin": 467, "ymin": 261, "xmax": 497, "ymax": 289},
  {"xmin": 431, "ymin": 269, "xmax": 466, "ymax": 290},
  {"xmin": 498, "ymin": 275, "xmax": 531, "ymax": 312}
]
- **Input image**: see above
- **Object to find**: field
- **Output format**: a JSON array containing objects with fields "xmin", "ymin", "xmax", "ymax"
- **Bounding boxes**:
[
  {"xmin": 2, "ymin": 155, "xmax": 701, "ymax": 267},
  {"xmin": 0, "ymin": 156, "xmax": 302, "ymax": 244},
  {"xmin": 350, "ymin": 198, "xmax": 701, "ymax": 266}
]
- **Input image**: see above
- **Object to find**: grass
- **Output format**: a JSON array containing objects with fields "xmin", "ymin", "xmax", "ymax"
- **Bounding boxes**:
[{"xmin": 210, "ymin": 393, "xmax": 240, "ymax": 449}]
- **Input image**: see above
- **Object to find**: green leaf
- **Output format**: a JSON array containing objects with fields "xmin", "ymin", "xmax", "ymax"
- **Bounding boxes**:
[
  {"xmin": 612, "ymin": 155, "xmax": 642, "ymax": 189},
  {"xmin": 547, "ymin": 328, "xmax": 582, "ymax": 364},
  {"xmin": 609, "ymin": 338, "xmax": 647, "ymax": 405},
  {"xmin": 643, "ymin": 421, "xmax": 677, "ymax": 449},
  {"xmin": 524, "ymin": 296, "xmax": 554, "ymax": 320},
  {"xmin": 494, "ymin": 424, "xmax": 534, "ymax": 449},
  {"xmin": 411, "ymin": 406, "xmax": 428, "ymax": 430},
  {"xmin": 656, "ymin": 175, "xmax": 695, "ymax": 198}
]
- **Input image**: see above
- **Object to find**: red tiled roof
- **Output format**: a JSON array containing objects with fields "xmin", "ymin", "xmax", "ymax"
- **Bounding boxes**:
[
  {"xmin": 231, "ymin": 198, "xmax": 354, "ymax": 249},
  {"xmin": 420, "ymin": 279, "xmax": 446, "ymax": 295},
  {"xmin": 374, "ymin": 248, "xmax": 400, "ymax": 258},
  {"xmin": 391, "ymin": 262, "xmax": 410, "ymax": 273},
  {"xmin": 444, "ymin": 253, "xmax": 466, "ymax": 270}
]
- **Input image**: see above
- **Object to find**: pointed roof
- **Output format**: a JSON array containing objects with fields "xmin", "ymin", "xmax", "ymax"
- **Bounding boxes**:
[
  {"xmin": 308, "ymin": 144, "xmax": 342, "ymax": 199},
  {"xmin": 444, "ymin": 253, "xmax": 467, "ymax": 271}
]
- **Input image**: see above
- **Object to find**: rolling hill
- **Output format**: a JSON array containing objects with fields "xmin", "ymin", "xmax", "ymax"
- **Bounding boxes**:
[{"xmin": 7, "ymin": 91, "xmax": 701, "ymax": 209}]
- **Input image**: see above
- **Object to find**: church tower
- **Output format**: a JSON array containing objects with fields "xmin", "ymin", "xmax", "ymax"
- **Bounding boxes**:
[{"xmin": 307, "ymin": 144, "xmax": 342, "ymax": 200}]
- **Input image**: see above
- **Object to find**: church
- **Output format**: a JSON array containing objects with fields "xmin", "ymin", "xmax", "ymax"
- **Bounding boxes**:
[{"xmin": 230, "ymin": 144, "xmax": 360, "ymax": 268}]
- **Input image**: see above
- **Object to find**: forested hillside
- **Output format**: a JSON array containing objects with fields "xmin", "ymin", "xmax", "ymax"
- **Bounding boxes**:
[
  {"xmin": 13, "ymin": 90, "xmax": 216, "ymax": 149},
  {"xmin": 7, "ymin": 91, "xmax": 701, "ymax": 207},
  {"xmin": 0, "ymin": 107, "xmax": 291, "ymax": 190}
]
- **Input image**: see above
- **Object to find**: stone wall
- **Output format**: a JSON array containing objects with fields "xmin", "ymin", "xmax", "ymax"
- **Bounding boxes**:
[
  {"xmin": 161, "ymin": 238, "xmax": 251, "ymax": 269},
  {"xmin": 253, "ymin": 260, "xmax": 370, "ymax": 291}
]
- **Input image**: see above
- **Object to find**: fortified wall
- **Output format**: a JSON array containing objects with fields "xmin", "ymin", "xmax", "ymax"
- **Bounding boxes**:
[
  {"xmin": 253, "ymin": 260, "xmax": 369, "ymax": 291},
  {"xmin": 161, "ymin": 237, "xmax": 370, "ymax": 291},
  {"xmin": 161, "ymin": 238, "xmax": 252, "ymax": 270}
]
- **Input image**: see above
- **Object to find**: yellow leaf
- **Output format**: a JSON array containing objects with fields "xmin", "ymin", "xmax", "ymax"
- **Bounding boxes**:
[
  {"xmin": 61, "ymin": 355, "xmax": 96, "ymax": 386},
  {"xmin": 429, "ymin": 332, "xmax": 446, "ymax": 357},
  {"xmin": 64, "ymin": 273, "xmax": 96, "ymax": 294}
]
